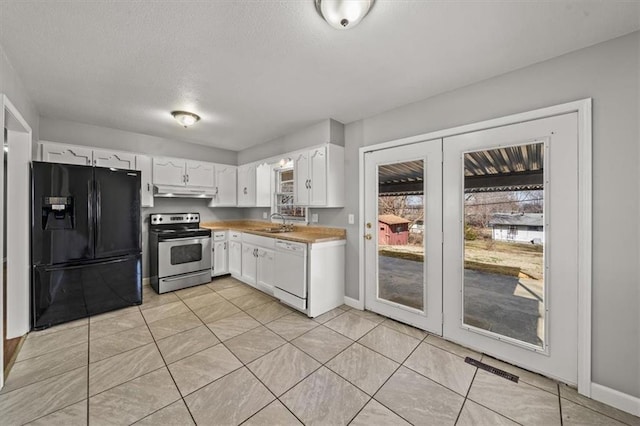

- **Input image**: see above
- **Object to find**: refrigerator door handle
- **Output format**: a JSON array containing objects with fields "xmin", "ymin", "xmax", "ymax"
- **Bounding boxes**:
[
  {"xmin": 95, "ymin": 180, "xmax": 101, "ymax": 253},
  {"xmin": 88, "ymin": 179, "xmax": 95, "ymax": 258}
]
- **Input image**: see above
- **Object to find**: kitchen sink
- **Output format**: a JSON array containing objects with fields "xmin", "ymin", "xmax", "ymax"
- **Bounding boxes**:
[{"xmin": 256, "ymin": 227, "xmax": 291, "ymax": 234}]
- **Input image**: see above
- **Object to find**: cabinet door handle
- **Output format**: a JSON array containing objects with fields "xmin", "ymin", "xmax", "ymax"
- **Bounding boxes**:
[
  {"xmin": 147, "ymin": 183, "xmax": 150, "ymax": 191},
  {"xmin": 215, "ymin": 187, "xmax": 219, "ymax": 195},
  {"xmin": 224, "ymin": 242, "xmax": 227, "ymax": 249},
  {"xmin": 186, "ymin": 174, "xmax": 190, "ymax": 183},
  {"xmin": 308, "ymin": 179, "xmax": 311, "ymax": 189},
  {"xmin": 244, "ymin": 187, "xmax": 248, "ymax": 195}
]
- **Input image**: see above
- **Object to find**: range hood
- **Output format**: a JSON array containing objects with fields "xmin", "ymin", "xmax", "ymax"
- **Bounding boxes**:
[{"xmin": 154, "ymin": 185, "xmax": 216, "ymax": 198}]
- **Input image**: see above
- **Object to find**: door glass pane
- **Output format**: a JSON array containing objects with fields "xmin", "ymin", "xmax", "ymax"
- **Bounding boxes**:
[
  {"xmin": 463, "ymin": 142, "xmax": 545, "ymax": 348},
  {"xmin": 171, "ymin": 244, "xmax": 202, "ymax": 265},
  {"xmin": 377, "ymin": 159, "xmax": 425, "ymax": 311}
]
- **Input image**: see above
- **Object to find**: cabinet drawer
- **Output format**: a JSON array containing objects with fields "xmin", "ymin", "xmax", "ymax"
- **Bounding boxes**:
[
  {"xmin": 229, "ymin": 231, "xmax": 242, "ymax": 242},
  {"xmin": 213, "ymin": 231, "xmax": 227, "ymax": 241},
  {"xmin": 243, "ymin": 233, "xmax": 275, "ymax": 249}
]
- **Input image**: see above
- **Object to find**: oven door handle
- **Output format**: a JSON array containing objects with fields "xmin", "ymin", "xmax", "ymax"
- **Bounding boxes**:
[
  {"xmin": 158, "ymin": 236, "xmax": 211, "ymax": 243},
  {"xmin": 161, "ymin": 270, "xmax": 210, "ymax": 283}
]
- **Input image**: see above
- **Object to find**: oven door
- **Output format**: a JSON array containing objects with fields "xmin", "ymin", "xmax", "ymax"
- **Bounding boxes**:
[{"xmin": 158, "ymin": 237, "xmax": 212, "ymax": 278}]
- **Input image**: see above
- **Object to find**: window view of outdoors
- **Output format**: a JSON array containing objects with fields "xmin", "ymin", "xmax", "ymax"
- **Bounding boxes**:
[
  {"xmin": 374, "ymin": 143, "xmax": 545, "ymax": 348},
  {"xmin": 463, "ymin": 143, "xmax": 545, "ymax": 347},
  {"xmin": 377, "ymin": 160, "xmax": 425, "ymax": 311}
]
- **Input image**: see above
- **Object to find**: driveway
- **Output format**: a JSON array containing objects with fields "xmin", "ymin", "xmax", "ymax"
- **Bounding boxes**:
[{"xmin": 377, "ymin": 255, "xmax": 544, "ymax": 346}]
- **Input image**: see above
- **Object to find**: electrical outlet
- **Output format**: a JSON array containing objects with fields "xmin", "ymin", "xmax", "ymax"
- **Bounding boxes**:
[
  {"xmin": 348, "ymin": 214, "xmax": 355, "ymax": 224},
  {"xmin": 311, "ymin": 213, "xmax": 319, "ymax": 223},
  {"xmin": 262, "ymin": 211, "xmax": 268, "ymax": 219}
]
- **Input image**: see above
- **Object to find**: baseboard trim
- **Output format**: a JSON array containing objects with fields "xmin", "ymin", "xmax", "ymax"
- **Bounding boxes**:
[
  {"xmin": 344, "ymin": 296, "xmax": 364, "ymax": 310},
  {"xmin": 142, "ymin": 277, "xmax": 150, "ymax": 287},
  {"xmin": 591, "ymin": 382, "xmax": 640, "ymax": 417}
]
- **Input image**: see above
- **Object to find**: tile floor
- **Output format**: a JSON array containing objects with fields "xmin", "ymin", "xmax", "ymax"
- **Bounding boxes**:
[{"xmin": 1, "ymin": 276, "xmax": 639, "ymax": 425}]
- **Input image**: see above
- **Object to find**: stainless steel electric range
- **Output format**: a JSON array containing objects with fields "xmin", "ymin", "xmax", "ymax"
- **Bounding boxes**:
[{"xmin": 149, "ymin": 213, "xmax": 212, "ymax": 293}]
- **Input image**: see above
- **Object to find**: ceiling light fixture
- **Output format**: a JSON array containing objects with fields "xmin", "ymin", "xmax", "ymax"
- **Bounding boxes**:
[
  {"xmin": 315, "ymin": 0, "xmax": 374, "ymax": 30},
  {"xmin": 171, "ymin": 111, "xmax": 201, "ymax": 128}
]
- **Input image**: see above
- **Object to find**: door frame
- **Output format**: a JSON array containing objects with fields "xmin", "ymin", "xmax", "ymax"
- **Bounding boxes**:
[
  {"xmin": 358, "ymin": 98, "xmax": 592, "ymax": 396},
  {"xmin": 1, "ymin": 94, "xmax": 33, "ymax": 389}
]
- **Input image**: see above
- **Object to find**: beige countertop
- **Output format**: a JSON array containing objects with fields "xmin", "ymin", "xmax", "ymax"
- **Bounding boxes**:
[{"xmin": 200, "ymin": 220, "xmax": 346, "ymax": 244}]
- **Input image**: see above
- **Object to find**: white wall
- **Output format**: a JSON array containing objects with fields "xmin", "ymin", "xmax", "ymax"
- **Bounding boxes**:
[
  {"xmin": 39, "ymin": 116, "xmax": 237, "ymax": 164},
  {"xmin": 343, "ymin": 32, "xmax": 640, "ymax": 399},
  {"xmin": 237, "ymin": 118, "xmax": 345, "ymax": 164}
]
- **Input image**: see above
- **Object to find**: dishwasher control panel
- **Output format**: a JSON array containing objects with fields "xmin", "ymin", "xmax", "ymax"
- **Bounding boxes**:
[{"xmin": 275, "ymin": 240, "xmax": 307, "ymax": 253}]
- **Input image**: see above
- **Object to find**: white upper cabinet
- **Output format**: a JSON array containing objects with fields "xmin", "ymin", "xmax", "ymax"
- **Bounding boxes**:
[
  {"xmin": 135, "ymin": 155, "xmax": 154, "ymax": 208},
  {"xmin": 41, "ymin": 143, "xmax": 93, "ymax": 166},
  {"xmin": 153, "ymin": 157, "xmax": 186, "ymax": 186},
  {"xmin": 309, "ymin": 148, "xmax": 328, "ymax": 206},
  {"xmin": 153, "ymin": 158, "xmax": 215, "ymax": 188},
  {"xmin": 237, "ymin": 164, "xmax": 257, "ymax": 207},
  {"xmin": 93, "ymin": 149, "xmax": 136, "ymax": 169},
  {"xmin": 255, "ymin": 162, "xmax": 272, "ymax": 208},
  {"xmin": 209, "ymin": 164, "xmax": 237, "ymax": 207},
  {"xmin": 293, "ymin": 145, "xmax": 343, "ymax": 207},
  {"xmin": 185, "ymin": 160, "xmax": 214, "ymax": 187},
  {"xmin": 294, "ymin": 151, "xmax": 310, "ymax": 206}
]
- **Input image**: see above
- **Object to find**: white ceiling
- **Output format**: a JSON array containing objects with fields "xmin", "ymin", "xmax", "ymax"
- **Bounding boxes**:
[{"xmin": 1, "ymin": 1, "xmax": 638, "ymax": 151}]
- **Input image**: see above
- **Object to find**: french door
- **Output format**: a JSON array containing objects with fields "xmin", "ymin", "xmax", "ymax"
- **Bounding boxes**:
[
  {"xmin": 363, "ymin": 139, "xmax": 442, "ymax": 333},
  {"xmin": 363, "ymin": 113, "xmax": 579, "ymax": 384}
]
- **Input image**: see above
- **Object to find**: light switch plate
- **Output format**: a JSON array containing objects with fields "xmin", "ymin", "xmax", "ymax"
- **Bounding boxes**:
[
  {"xmin": 262, "ymin": 211, "xmax": 268, "ymax": 219},
  {"xmin": 348, "ymin": 214, "xmax": 355, "ymax": 224},
  {"xmin": 311, "ymin": 213, "xmax": 319, "ymax": 223}
]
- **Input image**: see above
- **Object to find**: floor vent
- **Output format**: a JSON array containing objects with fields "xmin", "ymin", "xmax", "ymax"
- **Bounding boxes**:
[{"xmin": 465, "ymin": 357, "xmax": 519, "ymax": 383}]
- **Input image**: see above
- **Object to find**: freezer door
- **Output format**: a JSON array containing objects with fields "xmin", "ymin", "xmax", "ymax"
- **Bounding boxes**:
[
  {"xmin": 32, "ymin": 254, "xmax": 142, "ymax": 330},
  {"xmin": 94, "ymin": 167, "xmax": 142, "ymax": 258},
  {"xmin": 31, "ymin": 162, "xmax": 95, "ymax": 265}
]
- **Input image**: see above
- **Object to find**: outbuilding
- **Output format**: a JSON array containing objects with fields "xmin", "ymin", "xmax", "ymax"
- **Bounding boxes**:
[
  {"xmin": 489, "ymin": 212, "xmax": 544, "ymax": 244},
  {"xmin": 378, "ymin": 214, "xmax": 411, "ymax": 245}
]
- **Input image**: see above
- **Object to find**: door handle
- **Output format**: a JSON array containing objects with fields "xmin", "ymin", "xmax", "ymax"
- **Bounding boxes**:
[{"xmin": 364, "ymin": 234, "xmax": 372, "ymax": 240}]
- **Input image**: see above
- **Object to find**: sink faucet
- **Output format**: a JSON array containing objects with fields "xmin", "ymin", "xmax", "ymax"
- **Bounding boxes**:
[
  {"xmin": 270, "ymin": 213, "xmax": 286, "ymax": 226},
  {"xmin": 269, "ymin": 213, "xmax": 293, "ymax": 231}
]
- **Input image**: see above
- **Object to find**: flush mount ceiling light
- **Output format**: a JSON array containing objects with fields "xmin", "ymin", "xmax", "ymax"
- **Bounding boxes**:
[
  {"xmin": 171, "ymin": 111, "xmax": 201, "ymax": 128},
  {"xmin": 315, "ymin": 0, "xmax": 375, "ymax": 30}
]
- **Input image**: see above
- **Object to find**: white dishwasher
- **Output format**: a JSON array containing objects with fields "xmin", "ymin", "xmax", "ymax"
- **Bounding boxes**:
[{"xmin": 273, "ymin": 240, "xmax": 308, "ymax": 312}]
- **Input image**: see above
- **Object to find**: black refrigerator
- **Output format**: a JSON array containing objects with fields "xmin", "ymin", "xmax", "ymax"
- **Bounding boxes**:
[{"xmin": 31, "ymin": 161, "xmax": 142, "ymax": 330}]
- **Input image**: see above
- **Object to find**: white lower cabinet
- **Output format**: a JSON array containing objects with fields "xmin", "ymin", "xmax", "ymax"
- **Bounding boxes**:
[
  {"xmin": 241, "ymin": 244, "xmax": 258, "ymax": 285},
  {"xmin": 229, "ymin": 242, "xmax": 242, "ymax": 277},
  {"xmin": 212, "ymin": 231, "xmax": 228, "ymax": 277},
  {"xmin": 240, "ymin": 234, "xmax": 276, "ymax": 294},
  {"xmin": 256, "ymin": 248, "xmax": 275, "ymax": 293},
  {"xmin": 228, "ymin": 235, "xmax": 242, "ymax": 277}
]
